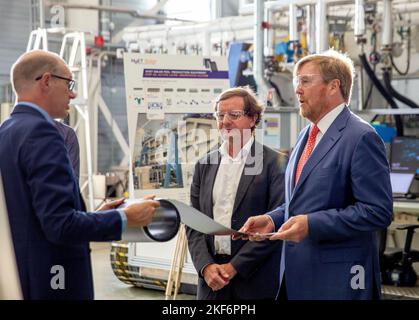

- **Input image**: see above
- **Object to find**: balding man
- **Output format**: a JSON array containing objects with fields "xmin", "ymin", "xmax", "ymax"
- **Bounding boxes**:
[{"xmin": 0, "ymin": 50, "xmax": 160, "ymax": 300}]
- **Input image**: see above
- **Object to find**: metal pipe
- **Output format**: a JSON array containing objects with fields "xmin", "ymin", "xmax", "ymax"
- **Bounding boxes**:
[
  {"xmin": 354, "ymin": 0, "xmax": 366, "ymax": 38},
  {"xmin": 306, "ymin": 4, "xmax": 316, "ymax": 54},
  {"xmin": 316, "ymin": 0, "xmax": 329, "ymax": 54},
  {"xmin": 44, "ymin": 1, "xmax": 194, "ymax": 23},
  {"xmin": 254, "ymin": 0, "xmax": 268, "ymax": 101},
  {"xmin": 39, "ymin": 0, "xmax": 45, "ymax": 28},
  {"xmin": 357, "ymin": 67, "xmax": 364, "ymax": 111},
  {"xmin": 289, "ymin": 4, "xmax": 298, "ymax": 42},
  {"xmin": 241, "ymin": 1, "xmax": 419, "ymax": 18},
  {"xmin": 122, "ymin": 16, "xmax": 253, "ymax": 43},
  {"xmin": 382, "ymin": 0, "xmax": 393, "ymax": 48},
  {"xmin": 239, "ymin": 0, "xmax": 356, "ymax": 16},
  {"xmin": 264, "ymin": 5, "xmax": 275, "ymax": 56},
  {"xmin": 253, "ymin": 0, "xmax": 279, "ymax": 107}
]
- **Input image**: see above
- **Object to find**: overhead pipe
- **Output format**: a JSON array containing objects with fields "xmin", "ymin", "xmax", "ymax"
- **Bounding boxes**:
[
  {"xmin": 239, "ymin": 0, "xmax": 356, "ymax": 16},
  {"xmin": 122, "ymin": 16, "xmax": 254, "ymax": 43},
  {"xmin": 44, "ymin": 1, "xmax": 194, "ymax": 23},
  {"xmin": 240, "ymin": 0, "xmax": 419, "ymax": 16}
]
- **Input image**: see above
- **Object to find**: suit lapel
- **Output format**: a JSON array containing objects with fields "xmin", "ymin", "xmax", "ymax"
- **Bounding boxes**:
[
  {"xmin": 289, "ymin": 126, "xmax": 310, "ymax": 193},
  {"xmin": 288, "ymin": 126, "xmax": 310, "ymax": 199},
  {"xmin": 232, "ymin": 141, "xmax": 262, "ymax": 214},
  {"xmin": 293, "ymin": 107, "xmax": 350, "ymax": 193},
  {"xmin": 206, "ymin": 151, "xmax": 221, "ymax": 219}
]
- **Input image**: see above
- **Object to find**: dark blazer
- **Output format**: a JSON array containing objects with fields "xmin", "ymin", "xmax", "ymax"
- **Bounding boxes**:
[
  {"xmin": 186, "ymin": 141, "xmax": 288, "ymax": 299},
  {"xmin": 55, "ymin": 121, "xmax": 80, "ymax": 179},
  {"xmin": 0, "ymin": 105, "xmax": 122, "ymax": 300},
  {"xmin": 268, "ymin": 107, "xmax": 393, "ymax": 300}
]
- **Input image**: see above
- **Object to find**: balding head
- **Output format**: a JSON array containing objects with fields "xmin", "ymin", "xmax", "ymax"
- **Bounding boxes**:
[{"xmin": 11, "ymin": 50, "xmax": 65, "ymax": 94}]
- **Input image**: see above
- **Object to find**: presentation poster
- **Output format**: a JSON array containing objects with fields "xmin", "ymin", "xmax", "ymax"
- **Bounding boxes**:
[{"xmin": 123, "ymin": 53, "xmax": 229, "ymax": 201}]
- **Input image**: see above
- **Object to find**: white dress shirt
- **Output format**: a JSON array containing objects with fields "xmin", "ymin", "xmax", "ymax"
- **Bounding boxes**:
[
  {"xmin": 212, "ymin": 136, "xmax": 254, "ymax": 255},
  {"xmin": 312, "ymin": 103, "xmax": 346, "ymax": 150}
]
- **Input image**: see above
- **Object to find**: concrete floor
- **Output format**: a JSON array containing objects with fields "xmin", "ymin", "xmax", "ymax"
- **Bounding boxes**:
[{"xmin": 90, "ymin": 242, "xmax": 196, "ymax": 300}]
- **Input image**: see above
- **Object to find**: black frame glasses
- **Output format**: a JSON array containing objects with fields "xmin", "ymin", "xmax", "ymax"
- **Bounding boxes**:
[{"xmin": 35, "ymin": 74, "xmax": 76, "ymax": 91}]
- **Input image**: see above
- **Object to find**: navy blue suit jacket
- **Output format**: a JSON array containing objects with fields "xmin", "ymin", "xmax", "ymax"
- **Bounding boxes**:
[
  {"xmin": 0, "ymin": 105, "xmax": 122, "ymax": 300},
  {"xmin": 268, "ymin": 107, "xmax": 393, "ymax": 300}
]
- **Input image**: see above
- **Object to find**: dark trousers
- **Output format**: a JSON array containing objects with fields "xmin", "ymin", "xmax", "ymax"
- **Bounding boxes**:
[{"xmin": 277, "ymin": 277, "xmax": 288, "ymax": 300}]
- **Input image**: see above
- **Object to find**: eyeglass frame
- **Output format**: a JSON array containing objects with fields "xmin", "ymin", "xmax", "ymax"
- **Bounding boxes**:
[
  {"xmin": 213, "ymin": 109, "xmax": 249, "ymax": 122},
  {"xmin": 35, "ymin": 73, "xmax": 76, "ymax": 91},
  {"xmin": 292, "ymin": 73, "xmax": 327, "ymax": 89}
]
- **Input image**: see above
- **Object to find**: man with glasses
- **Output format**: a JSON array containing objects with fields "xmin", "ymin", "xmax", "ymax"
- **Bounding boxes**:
[
  {"xmin": 186, "ymin": 86, "xmax": 288, "ymax": 299},
  {"xmin": 239, "ymin": 50, "xmax": 392, "ymax": 300},
  {"xmin": 0, "ymin": 50, "xmax": 160, "ymax": 299}
]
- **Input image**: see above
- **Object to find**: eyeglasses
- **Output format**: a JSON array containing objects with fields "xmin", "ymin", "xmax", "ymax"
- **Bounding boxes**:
[
  {"xmin": 214, "ymin": 110, "xmax": 248, "ymax": 122},
  {"xmin": 35, "ymin": 74, "xmax": 76, "ymax": 91},
  {"xmin": 292, "ymin": 74, "xmax": 325, "ymax": 88}
]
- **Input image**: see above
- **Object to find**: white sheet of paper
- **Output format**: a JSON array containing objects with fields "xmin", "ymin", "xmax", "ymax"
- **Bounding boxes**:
[{"xmin": 167, "ymin": 199, "xmax": 246, "ymax": 237}]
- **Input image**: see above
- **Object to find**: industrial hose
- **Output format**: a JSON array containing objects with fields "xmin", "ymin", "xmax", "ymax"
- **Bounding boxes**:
[
  {"xmin": 383, "ymin": 70, "xmax": 419, "ymax": 109},
  {"xmin": 359, "ymin": 53, "xmax": 404, "ymax": 136}
]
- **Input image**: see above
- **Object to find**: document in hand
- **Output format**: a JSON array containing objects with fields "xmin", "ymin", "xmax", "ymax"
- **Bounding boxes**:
[{"xmin": 121, "ymin": 198, "xmax": 247, "ymax": 242}]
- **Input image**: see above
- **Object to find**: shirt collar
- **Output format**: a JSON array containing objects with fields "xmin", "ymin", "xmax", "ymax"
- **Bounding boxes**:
[
  {"xmin": 219, "ymin": 136, "xmax": 254, "ymax": 162},
  {"xmin": 17, "ymin": 101, "xmax": 55, "ymax": 125},
  {"xmin": 314, "ymin": 103, "xmax": 346, "ymax": 135}
]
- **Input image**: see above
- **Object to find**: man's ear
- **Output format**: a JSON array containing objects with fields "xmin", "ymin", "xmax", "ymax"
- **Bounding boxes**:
[
  {"xmin": 250, "ymin": 114, "xmax": 257, "ymax": 128},
  {"xmin": 328, "ymin": 79, "xmax": 341, "ymax": 96},
  {"xmin": 38, "ymin": 73, "xmax": 52, "ymax": 92}
]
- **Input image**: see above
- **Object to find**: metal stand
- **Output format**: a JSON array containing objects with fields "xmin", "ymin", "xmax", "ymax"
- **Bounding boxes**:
[{"xmin": 165, "ymin": 224, "xmax": 188, "ymax": 300}]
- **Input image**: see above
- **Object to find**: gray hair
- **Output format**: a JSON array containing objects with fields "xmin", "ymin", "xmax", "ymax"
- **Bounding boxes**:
[{"xmin": 294, "ymin": 49, "xmax": 355, "ymax": 103}]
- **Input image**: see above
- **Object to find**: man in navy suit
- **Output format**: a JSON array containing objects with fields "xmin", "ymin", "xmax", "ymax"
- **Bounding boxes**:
[
  {"xmin": 0, "ymin": 50, "xmax": 160, "ymax": 300},
  {"xmin": 239, "ymin": 50, "xmax": 393, "ymax": 300}
]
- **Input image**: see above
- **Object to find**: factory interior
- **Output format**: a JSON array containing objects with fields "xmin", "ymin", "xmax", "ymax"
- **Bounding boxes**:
[{"xmin": 1, "ymin": 0, "xmax": 419, "ymax": 303}]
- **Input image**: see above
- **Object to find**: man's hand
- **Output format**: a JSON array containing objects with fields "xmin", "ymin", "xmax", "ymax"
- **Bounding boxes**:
[
  {"xmin": 220, "ymin": 263, "xmax": 237, "ymax": 280},
  {"xmin": 233, "ymin": 215, "xmax": 275, "ymax": 241},
  {"xmin": 203, "ymin": 264, "xmax": 230, "ymax": 291},
  {"xmin": 96, "ymin": 197, "xmax": 125, "ymax": 211},
  {"xmin": 124, "ymin": 200, "xmax": 160, "ymax": 227},
  {"xmin": 269, "ymin": 215, "xmax": 308, "ymax": 242}
]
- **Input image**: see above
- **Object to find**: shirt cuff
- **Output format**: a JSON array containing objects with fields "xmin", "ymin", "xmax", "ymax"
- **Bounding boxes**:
[
  {"xmin": 200, "ymin": 263, "xmax": 211, "ymax": 277},
  {"xmin": 266, "ymin": 215, "xmax": 276, "ymax": 231},
  {"xmin": 117, "ymin": 209, "xmax": 127, "ymax": 234}
]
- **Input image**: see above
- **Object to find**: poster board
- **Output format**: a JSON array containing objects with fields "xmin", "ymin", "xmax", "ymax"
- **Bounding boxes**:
[{"xmin": 123, "ymin": 53, "xmax": 229, "ymax": 202}]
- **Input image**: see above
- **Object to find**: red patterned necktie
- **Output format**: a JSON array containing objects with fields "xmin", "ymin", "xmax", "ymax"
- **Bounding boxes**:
[{"xmin": 294, "ymin": 125, "xmax": 320, "ymax": 185}]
